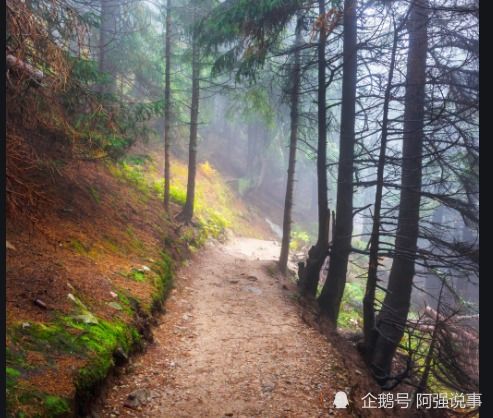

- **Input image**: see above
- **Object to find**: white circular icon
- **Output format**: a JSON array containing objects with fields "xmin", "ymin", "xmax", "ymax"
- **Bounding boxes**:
[{"xmin": 333, "ymin": 391, "xmax": 349, "ymax": 408}]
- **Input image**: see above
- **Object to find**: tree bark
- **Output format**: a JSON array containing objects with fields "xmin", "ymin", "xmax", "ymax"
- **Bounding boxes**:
[
  {"xmin": 181, "ymin": 15, "xmax": 200, "ymax": 222},
  {"xmin": 163, "ymin": 0, "xmax": 172, "ymax": 212},
  {"xmin": 362, "ymin": 19, "xmax": 400, "ymax": 359},
  {"xmin": 99, "ymin": 0, "xmax": 118, "ymax": 94},
  {"xmin": 279, "ymin": 15, "xmax": 303, "ymax": 274},
  {"xmin": 318, "ymin": 0, "xmax": 358, "ymax": 323},
  {"xmin": 370, "ymin": 0, "xmax": 429, "ymax": 384},
  {"xmin": 298, "ymin": 0, "xmax": 329, "ymax": 298}
]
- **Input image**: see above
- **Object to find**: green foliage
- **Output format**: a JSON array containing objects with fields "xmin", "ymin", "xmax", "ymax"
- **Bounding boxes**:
[
  {"xmin": 352, "ymin": 238, "xmax": 367, "ymax": 252},
  {"xmin": 110, "ymin": 156, "xmax": 234, "ymax": 244},
  {"xmin": 109, "ymin": 160, "xmax": 152, "ymax": 199},
  {"xmin": 337, "ymin": 281, "xmax": 364, "ymax": 329},
  {"xmin": 69, "ymin": 57, "xmax": 107, "ymax": 85},
  {"xmin": 289, "ymin": 229, "xmax": 310, "ymax": 251},
  {"xmin": 43, "ymin": 396, "xmax": 70, "ymax": 417},
  {"xmin": 170, "ymin": 185, "xmax": 187, "ymax": 206},
  {"xmin": 199, "ymin": 0, "xmax": 304, "ymax": 80}
]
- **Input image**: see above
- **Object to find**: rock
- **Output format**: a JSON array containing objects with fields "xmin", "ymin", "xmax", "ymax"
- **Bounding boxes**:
[
  {"xmin": 6, "ymin": 241, "xmax": 16, "ymax": 250},
  {"xmin": 22, "ymin": 322, "xmax": 31, "ymax": 329},
  {"xmin": 108, "ymin": 301, "xmax": 123, "ymax": 310},
  {"xmin": 224, "ymin": 413, "xmax": 234, "ymax": 417},
  {"xmin": 261, "ymin": 381, "xmax": 276, "ymax": 393},
  {"xmin": 246, "ymin": 275, "xmax": 258, "ymax": 282},
  {"xmin": 139, "ymin": 265, "xmax": 151, "ymax": 273},
  {"xmin": 244, "ymin": 286, "xmax": 262, "ymax": 295},
  {"xmin": 113, "ymin": 347, "xmax": 128, "ymax": 365},
  {"xmin": 110, "ymin": 291, "xmax": 118, "ymax": 298},
  {"xmin": 125, "ymin": 364, "xmax": 136, "ymax": 374},
  {"xmin": 124, "ymin": 389, "xmax": 151, "ymax": 409},
  {"xmin": 229, "ymin": 280, "xmax": 239, "ymax": 284},
  {"xmin": 75, "ymin": 312, "xmax": 99, "ymax": 325},
  {"xmin": 33, "ymin": 299, "xmax": 47, "ymax": 309}
]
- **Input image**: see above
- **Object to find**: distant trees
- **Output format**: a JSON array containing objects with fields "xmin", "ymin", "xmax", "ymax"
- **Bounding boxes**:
[
  {"xmin": 279, "ymin": 15, "xmax": 303, "ymax": 274},
  {"xmin": 163, "ymin": 0, "xmax": 173, "ymax": 212}
]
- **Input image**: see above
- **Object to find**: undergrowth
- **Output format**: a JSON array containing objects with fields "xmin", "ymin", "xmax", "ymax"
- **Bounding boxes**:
[{"xmin": 109, "ymin": 155, "xmax": 237, "ymax": 241}]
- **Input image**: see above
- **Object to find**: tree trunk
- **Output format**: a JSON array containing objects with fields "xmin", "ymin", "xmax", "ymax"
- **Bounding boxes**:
[
  {"xmin": 370, "ymin": 0, "xmax": 429, "ymax": 385},
  {"xmin": 279, "ymin": 15, "xmax": 303, "ymax": 274},
  {"xmin": 298, "ymin": 0, "xmax": 329, "ymax": 298},
  {"xmin": 246, "ymin": 122, "xmax": 257, "ymax": 176},
  {"xmin": 318, "ymin": 0, "xmax": 358, "ymax": 323},
  {"xmin": 163, "ymin": 0, "xmax": 172, "ymax": 212},
  {"xmin": 99, "ymin": 0, "xmax": 118, "ymax": 94},
  {"xmin": 181, "ymin": 20, "xmax": 200, "ymax": 222},
  {"xmin": 362, "ymin": 20, "xmax": 400, "ymax": 360}
]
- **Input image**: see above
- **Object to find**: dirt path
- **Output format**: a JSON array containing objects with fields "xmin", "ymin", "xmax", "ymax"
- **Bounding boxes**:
[{"xmin": 94, "ymin": 238, "xmax": 361, "ymax": 417}]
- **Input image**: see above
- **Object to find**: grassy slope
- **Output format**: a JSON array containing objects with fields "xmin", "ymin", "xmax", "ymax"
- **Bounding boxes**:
[{"xmin": 6, "ymin": 142, "xmax": 271, "ymax": 418}]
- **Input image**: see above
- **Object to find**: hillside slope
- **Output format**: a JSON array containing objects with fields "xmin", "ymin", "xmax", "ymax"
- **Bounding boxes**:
[{"xmin": 6, "ymin": 140, "xmax": 272, "ymax": 417}]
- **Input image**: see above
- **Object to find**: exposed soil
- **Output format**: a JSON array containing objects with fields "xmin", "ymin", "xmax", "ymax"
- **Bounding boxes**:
[{"xmin": 93, "ymin": 238, "xmax": 392, "ymax": 418}]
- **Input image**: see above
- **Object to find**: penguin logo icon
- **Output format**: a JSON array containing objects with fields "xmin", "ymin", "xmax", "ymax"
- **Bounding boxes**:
[{"xmin": 333, "ymin": 391, "xmax": 349, "ymax": 409}]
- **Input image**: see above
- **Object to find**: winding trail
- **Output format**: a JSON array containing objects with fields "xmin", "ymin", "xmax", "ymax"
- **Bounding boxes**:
[{"xmin": 95, "ymin": 238, "xmax": 359, "ymax": 417}]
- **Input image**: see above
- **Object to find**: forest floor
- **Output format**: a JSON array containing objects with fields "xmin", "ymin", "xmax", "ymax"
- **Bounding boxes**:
[{"xmin": 93, "ymin": 237, "xmax": 391, "ymax": 418}]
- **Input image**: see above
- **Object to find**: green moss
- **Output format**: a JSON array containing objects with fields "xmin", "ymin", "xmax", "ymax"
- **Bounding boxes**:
[
  {"xmin": 150, "ymin": 252, "xmax": 174, "ymax": 312},
  {"xmin": 43, "ymin": 396, "xmax": 70, "ymax": 417},
  {"xmin": 9, "ymin": 323, "xmax": 80, "ymax": 356},
  {"xmin": 128, "ymin": 269, "xmax": 146, "ymax": 282},
  {"xmin": 9, "ymin": 390, "xmax": 71, "ymax": 418},
  {"xmin": 114, "ymin": 291, "xmax": 135, "ymax": 315},
  {"xmin": 7, "ymin": 314, "xmax": 142, "ymax": 416},
  {"xmin": 6, "ymin": 367, "xmax": 21, "ymax": 379}
]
